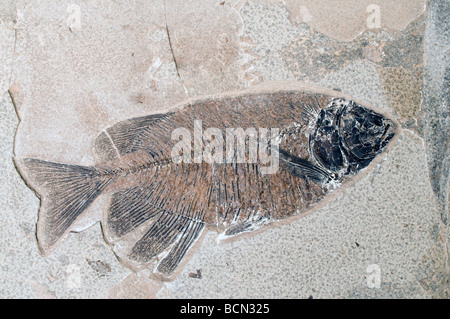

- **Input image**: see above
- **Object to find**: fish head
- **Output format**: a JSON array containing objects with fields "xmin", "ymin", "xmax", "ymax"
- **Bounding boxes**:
[{"xmin": 310, "ymin": 99, "xmax": 397, "ymax": 180}]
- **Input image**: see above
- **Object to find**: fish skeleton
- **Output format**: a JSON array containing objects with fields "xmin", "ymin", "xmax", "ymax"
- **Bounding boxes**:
[{"xmin": 14, "ymin": 83, "xmax": 399, "ymax": 280}]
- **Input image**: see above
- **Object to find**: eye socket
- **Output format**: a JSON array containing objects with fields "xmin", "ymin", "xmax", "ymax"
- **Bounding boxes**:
[{"xmin": 371, "ymin": 116, "xmax": 384, "ymax": 127}]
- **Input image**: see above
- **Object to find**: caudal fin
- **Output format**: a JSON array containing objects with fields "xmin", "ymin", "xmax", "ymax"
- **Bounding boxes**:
[{"xmin": 15, "ymin": 158, "xmax": 112, "ymax": 255}]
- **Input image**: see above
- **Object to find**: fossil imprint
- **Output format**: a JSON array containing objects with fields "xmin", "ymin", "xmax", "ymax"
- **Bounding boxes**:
[{"xmin": 15, "ymin": 84, "xmax": 399, "ymax": 279}]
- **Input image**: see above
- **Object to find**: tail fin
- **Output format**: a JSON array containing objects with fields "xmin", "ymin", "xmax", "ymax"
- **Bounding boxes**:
[{"xmin": 14, "ymin": 158, "xmax": 112, "ymax": 255}]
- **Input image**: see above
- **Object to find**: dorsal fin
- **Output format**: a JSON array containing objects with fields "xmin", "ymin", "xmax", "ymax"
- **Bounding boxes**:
[{"xmin": 92, "ymin": 92, "xmax": 324, "ymax": 164}]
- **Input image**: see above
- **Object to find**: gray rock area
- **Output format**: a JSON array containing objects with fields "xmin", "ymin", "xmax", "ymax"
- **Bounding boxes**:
[{"xmin": 0, "ymin": 0, "xmax": 447, "ymax": 298}]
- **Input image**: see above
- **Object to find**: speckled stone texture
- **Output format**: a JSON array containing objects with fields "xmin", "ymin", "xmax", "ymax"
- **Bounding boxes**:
[
  {"xmin": 422, "ymin": 0, "xmax": 449, "ymax": 226},
  {"xmin": 0, "ymin": 0, "xmax": 448, "ymax": 298}
]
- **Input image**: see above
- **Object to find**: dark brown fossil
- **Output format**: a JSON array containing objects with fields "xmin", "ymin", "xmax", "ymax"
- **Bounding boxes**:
[{"xmin": 14, "ymin": 84, "xmax": 399, "ymax": 280}]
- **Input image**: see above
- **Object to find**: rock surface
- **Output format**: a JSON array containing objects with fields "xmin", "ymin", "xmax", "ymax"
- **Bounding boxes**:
[{"xmin": 0, "ymin": 0, "xmax": 447, "ymax": 298}]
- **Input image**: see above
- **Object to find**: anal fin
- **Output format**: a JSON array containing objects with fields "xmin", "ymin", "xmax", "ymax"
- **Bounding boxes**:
[
  {"xmin": 127, "ymin": 210, "xmax": 205, "ymax": 276},
  {"xmin": 155, "ymin": 212, "xmax": 205, "ymax": 276},
  {"xmin": 105, "ymin": 163, "xmax": 213, "ymax": 276},
  {"xmin": 106, "ymin": 185, "xmax": 161, "ymax": 240}
]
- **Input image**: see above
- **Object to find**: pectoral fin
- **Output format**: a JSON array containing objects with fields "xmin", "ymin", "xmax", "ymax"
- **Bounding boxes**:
[{"xmin": 279, "ymin": 149, "xmax": 332, "ymax": 184}]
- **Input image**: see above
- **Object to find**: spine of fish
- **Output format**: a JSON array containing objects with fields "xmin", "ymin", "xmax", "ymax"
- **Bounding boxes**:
[{"xmin": 14, "ymin": 157, "xmax": 114, "ymax": 255}]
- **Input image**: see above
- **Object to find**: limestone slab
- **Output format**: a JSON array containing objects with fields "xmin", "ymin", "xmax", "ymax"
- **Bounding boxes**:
[{"xmin": 0, "ymin": 0, "xmax": 447, "ymax": 299}]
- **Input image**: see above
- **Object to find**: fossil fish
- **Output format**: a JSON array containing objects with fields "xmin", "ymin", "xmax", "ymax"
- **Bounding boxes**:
[{"xmin": 14, "ymin": 84, "xmax": 399, "ymax": 280}]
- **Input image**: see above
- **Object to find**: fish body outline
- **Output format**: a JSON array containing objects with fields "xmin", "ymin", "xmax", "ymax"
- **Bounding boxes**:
[{"xmin": 14, "ymin": 82, "xmax": 400, "ymax": 280}]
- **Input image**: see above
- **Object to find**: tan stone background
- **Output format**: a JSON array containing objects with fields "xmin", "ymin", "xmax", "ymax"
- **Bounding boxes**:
[{"xmin": 0, "ymin": 0, "xmax": 448, "ymax": 298}]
